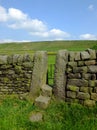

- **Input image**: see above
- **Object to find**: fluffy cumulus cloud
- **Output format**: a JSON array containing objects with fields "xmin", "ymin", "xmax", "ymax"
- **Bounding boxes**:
[
  {"xmin": 0, "ymin": 5, "xmax": 70, "ymax": 41},
  {"xmin": 80, "ymin": 33, "xmax": 97, "ymax": 40}
]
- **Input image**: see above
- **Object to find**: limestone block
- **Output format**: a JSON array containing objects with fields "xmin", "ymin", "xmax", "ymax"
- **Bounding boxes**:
[
  {"xmin": 82, "ymin": 73, "xmax": 91, "ymax": 80},
  {"xmin": 13, "ymin": 54, "xmax": 19, "ymax": 63},
  {"xmin": 67, "ymin": 85, "xmax": 79, "ymax": 92},
  {"xmin": 67, "ymin": 91, "xmax": 76, "ymax": 98},
  {"xmin": 29, "ymin": 112, "xmax": 43, "ymax": 122},
  {"xmin": 74, "ymin": 52, "xmax": 81, "ymax": 61},
  {"xmin": 85, "ymin": 60, "xmax": 96, "ymax": 66},
  {"xmin": 88, "ymin": 80, "xmax": 95, "ymax": 87},
  {"xmin": 68, "ymin": 62, "xmax": 77, "ymax": 67},
  {"xmin": 68, "ymin": 73, "xmax": 81, "ymax": 79},
  {"xmin": 84, "ymin": 100, "xmax": 95, "ymax": 107},
  {"xmin": 69, "ymin": 51, "xmax": 76, "ymax": 61},
  {"xmin": 80, "ymin": 51, "xmax": 90, "ymax": 60},
  {"xmin": 73, "ymin": 66, "xmax": 88, "ymax": 73},
  {"xmin": 78, "ymin": 61, "xmax": 84, "ymax": 66},
  {"xmin": 80, "ymin": 87, "xmax": 89, "ymax": 93},
  {"xmin": 68, "ymin": 79, "xmax": 88, "ymax": 87},
  {"xmin": 87, "ymin": 49, "xmax": 96, "ymax": 59},
  {"xmin": 91, "ymin": 93, "xmax": 97, "ymax": 101},
  {"xmin": 88, "ymin": 65, "xmax": 97, "ymax": 73},
  {"xmin": 0, "ymin": 55, "xmax": 8, "ymax": 64},
  {"xmin": 77, "ymin": 92, "xmax": 90, "ymax": 100},
  {"xmin": 35, "ymin": 95, "xmax": 51, "ymax": 109},
  {"xmin": 41, "ymin": 84, "xmax": 52, "ymax": 97}
]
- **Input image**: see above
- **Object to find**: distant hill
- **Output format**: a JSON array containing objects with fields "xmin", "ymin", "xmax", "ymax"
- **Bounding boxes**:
[{"xmin": 0, "ymin": 40, "xmax": 97, "ymax": 54}]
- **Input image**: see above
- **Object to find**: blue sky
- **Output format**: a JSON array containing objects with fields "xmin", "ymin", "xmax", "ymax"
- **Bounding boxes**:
[{"xmin": 0, "ymin": 0, "xmax": 97, "ymax": 42}]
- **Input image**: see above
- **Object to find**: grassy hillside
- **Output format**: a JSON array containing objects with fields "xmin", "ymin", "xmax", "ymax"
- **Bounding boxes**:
[{"xmin": 0, "ymin": 40, "xmax": 97, "ymax": 54}]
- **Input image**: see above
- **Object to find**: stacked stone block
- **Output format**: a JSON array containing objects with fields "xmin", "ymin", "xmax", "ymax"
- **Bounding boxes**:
[
  {"xmin": 0, "ymin": 54, "xmax": 34, "ymax": 94},
  {"xmin": 54, "ymin": 49, "xmax": 97, "ymax": 106}
]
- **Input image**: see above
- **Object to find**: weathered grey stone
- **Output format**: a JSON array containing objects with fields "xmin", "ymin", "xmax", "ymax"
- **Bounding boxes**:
[
  {"xmin": 91, "ymin": 93, "xmax": 97, "ymax": 101},
  {"xmin": 91, "ymin": 74, "xmax": 96, "ymax": 80},
  {"xmin": 68, "ymin": 79, "xmax": 88, "ymax": 87},
  {"xmin": 78, "ymin": 61, "xmax": 84, "ymax": 66},
  {"xmin": 82, "ymin": 73, "xmax": 91, "ymax": 80},
  {"xmin": 41, "ymin": 84, "xmax": 52, "ymax": 97},
  {"xmin": 67, "ymin": 91, "xmax": 76, "ymax": 98},
  {"xmin": 7, "ymin": 55, "xmax": 13, "ymax": 64},
  {"xmin": 94, "ymin": 87, "xmax": 97, "ymax": 93},
  {"xmin": 30, "ymin": 51, "xmax": 48, "ymax": 98},
  {"xmin": 73, "ymin": 66, "xmax": 88, "ymax": 73},
  {"xmin": 0, "ymin": 55, "xmax": 8, "ymax": 64},
  {"xmin": 84, "ymin": 100, "xmax": 95, "ymax": 107},
  {"xmin": 89, "ymin": 80, "xmax": 95, "ymax": 87},
  {"xmin": 80, "ymin": 51, "xmax": 90, "ymax": 60},
  {"xmin": 69, "ymin": 51, "xmax": 75, "ymax": 61},
  {"xmin": 29, "ymin": 112, "xmax": 43, "ymax": 122},
  {"xmin": 54, "ymin": 50, "xmax": 68, "ymax": 100},
  {"xmin": 80, "ymin": 87, "xmax": 89, "ymax": 93},
  {"xmin": 77, "ymin": 92, "xmax": 90, "ymax": 99},
  {"xmin": 87, "ymin": 49, "xmax": 96, "ymax": 59},
  {"xmin": 22, "ymin": 62, "xmax": 33, "ymax": 68},
  {"xmin": 68, "ymin": 62, "xmax": 77, "ymax": 67},
  {"xmin": 68, "ymin": 73, "xmax": 81, "ymax": 79},
  {"xmin": 88, "ymin": 65, "xmax": 97, "ymax": 73},
  {"xmin": 66, "ymin": 67, "xmax": 72, "ymax": 73},
  {"xmin": 23, "ymin": 54, "xmax": 31, "ymax": 62},
  {"xmin": 74, "ymin": 52, "xmax": 81, "ymax": 61},
  {"xmin": 13, "ymin": 54, "xmax": 20, "ymax": 63},
  {"xmin": 35, "ymin": 95, "xmax": 51, "ymax": 109},
  {"xmin": 67, "ymin": 85, "xmax": 79, "ymax": 92},
  {"xmin": 85, "ymin": 60, "xmax": 96, "ymax": 65}
]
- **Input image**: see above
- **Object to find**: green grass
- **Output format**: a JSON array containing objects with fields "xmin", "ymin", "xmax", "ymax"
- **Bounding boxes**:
[
  {"xmin": 0, "ymin": 40, "xmax": 97, "ymax": 54},
  {"xmin": 0, "ymin": 96, "xmax": 97, "ymax": 130}
]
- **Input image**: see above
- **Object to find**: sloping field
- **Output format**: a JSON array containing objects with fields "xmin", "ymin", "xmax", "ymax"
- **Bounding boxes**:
[{"xmin": 0, "ymin": 40, "xmax": 97, "ymax": 54}]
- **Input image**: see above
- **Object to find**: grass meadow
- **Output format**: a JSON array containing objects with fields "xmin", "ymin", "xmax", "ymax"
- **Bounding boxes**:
[{"xmin": 0, "ymin": 40, "xmax": 97, "ymax": 130}]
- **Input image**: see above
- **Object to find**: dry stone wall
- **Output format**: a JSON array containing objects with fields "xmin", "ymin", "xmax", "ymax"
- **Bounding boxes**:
[
  {"xmin": 0, "ymin": 54, "xmax": 34, "ymax": 94},
  {"xmin": 0, "ymin": 51, "xmax": 48, "ymax": 97},
  {"xmin": 54, "ymin": 49, "xmax": 97, "ymax": 106}
]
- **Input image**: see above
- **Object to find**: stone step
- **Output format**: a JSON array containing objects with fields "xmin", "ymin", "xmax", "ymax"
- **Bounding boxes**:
[
  {"xmin": 35, "ymin": 95, "xmax": 51, "ymax": 109},
  {"xmin": 41, "ymin": 84, "xmax": 52, "ymax": 97}
]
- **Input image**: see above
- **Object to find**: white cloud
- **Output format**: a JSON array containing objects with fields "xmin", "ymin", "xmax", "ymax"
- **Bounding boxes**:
[
  {"xmin": 0, "ymin": 5, "xmax": 71, "ymax": 41},
  {"xmin": 8, "ymin": 8, "xmax": 27, "ymax": 21},
  {"xmin": 0, "ymin": 39, "xmax": 31, "ymax": 43},
  {"xmin": 79, "ymin": 33, "xmax": 97, "ymax": 40},
  {"xmin": 0, "ymin": 6, "xmax": 8, "ymax": 22},
  {"xmin": 88, "ymin": 4, "xmax": 94, "ymax": 11}
]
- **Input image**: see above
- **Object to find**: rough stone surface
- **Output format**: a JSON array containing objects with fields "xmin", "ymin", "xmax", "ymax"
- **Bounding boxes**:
[
  {"xmin": 74, "ymin": 52, "xmax": 81, "ymax": 61},
  {"xmin": 80, "ymin": 51, "xmax": 90, "ymax": 60},
  {"xmin": 84, "ymin": 100, "xmax": 95, "ymax": 107},
  {"xmin": 67, "ymin": 85, "xmax": 79, "ymax": 92},
  {"xmin": 41, "ymin": 84, "xmax": 52, "ymax": 97},
  {"xmin": 87, "ymin": 49, "xmax": 96, "ymax": 59},
  {"xmin": 54, "ymin": 50, "xmax": 68, "ymax": 100},
  {"xmin": 29, "ymin": 112, "xmax": 43, "ymax": 122},
  {"xmin": 68, "ymin": 79, "xmax": 88, "ymax": 87},
  {"xmin": 30, "ymin": 51, "xmax": 48, "ymax": 98},
  {"xmin": 91, "ymin": 93, "xmax": 97, "ymax": 101},
  {"xmin": 67, "ymin": 91, "xmax": 76, "ymax": 98},
  {"xmin": 77, "ymin": 92, "xmax": 90, "ymax": 100},
  {"xmin": 88, "ymin": 65, "xmax": 97, "ymax": 73},
  {"xmin": 35, "ymin": 95, "xmax": 51, "ymax": 109}
]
